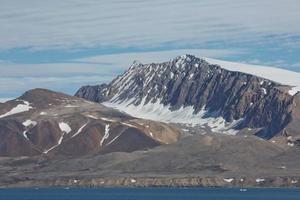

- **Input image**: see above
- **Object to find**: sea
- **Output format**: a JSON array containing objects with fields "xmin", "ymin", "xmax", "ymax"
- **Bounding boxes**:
[{"xmin": 0, "ymin": 188, "xmax": 300, "ymax": 200}]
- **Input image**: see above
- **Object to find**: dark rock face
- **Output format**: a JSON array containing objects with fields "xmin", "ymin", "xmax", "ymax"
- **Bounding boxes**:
[
  {"xmin": 76, "ymin": 55, "xmax": 298, "ymax": 139},
  {"xmin": 0, "ymin": 119, "xmax": 39, "ymax": 156},
  {"xmin": 75, "ymin": 84, "xmax": 109, "ymax": 103}
]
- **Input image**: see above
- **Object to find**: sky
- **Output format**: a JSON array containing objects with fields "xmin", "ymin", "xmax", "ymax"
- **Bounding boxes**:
[{"xmin": 1, "ymin": 0, "xmax": 300, "ymax": 101}]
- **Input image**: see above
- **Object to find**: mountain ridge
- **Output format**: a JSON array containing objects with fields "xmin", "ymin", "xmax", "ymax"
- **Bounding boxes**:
[
  {"xmin": 0, "ymin": 88, "xmax": 181, "ymax": 157},
  {"xmin": 76, "ymin": 55, "xmax": 300, "ymax": 142}
]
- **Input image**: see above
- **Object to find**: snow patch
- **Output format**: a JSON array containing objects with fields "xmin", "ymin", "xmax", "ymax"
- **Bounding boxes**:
[
  {"xmin": 223, "ymin": 178, "xmax": 234, "ymax": 183},
  {"xmin": 103, "ymin": 98, "xmax": 241, "ymax": 135},
  {"xmin": 121, "ymin": 122, "xmax": 138, "ymax": 128},
  {"xmin": 23, "ymin": 131, "xmax": 29, "ymax": 140},
  {"xmin": 204, "ymin": 58, "xmax": 300, "ymax": 96},
  {"xmin": 100, "ymin": 124, "xmax": 110, "ymax": 146},
  {"xmin": 149, "ymin": 131, "xmax": 153, "ymax": 137},
  {"xmin": 0, "ymin": 100, "xmax": 33, "ymax": 118},
  {"xmin": 288, "ymin": 142, "xmax": 294, "ymax": 147},
  {"xmin": 22, "ymin": 119, "xmax": 37, "ymax": 127},
  {"xmin": 43, "ymin": 134, "xmax": 64, "ymax": 154},
  {"xmin": 40, "ymin": 111, "xmax": 47, "ymax": 115},
  {"xmin": 256, "ymin": 178, "xmax": 265, "ymax": 183},
  {"xmin": 65, "ymin": 104, "xmax": 78, "ymax": 108},
  {"xmin": 72, "ymin": 123, "xmax": 88, "ymax": 138},
  {"xmin": 106, "ymin": 133, "xmax": 122, "ymax": 146},
  {"xmin": 100, "ymin": 117, "xmax": 116, "ymax": 122},
  {"xmin": 59, "ymin": 122, "xmax": 72, "ymax": 134},
  {"xmin": 292, "ymin": 180, "xmax": 298, "ymax": 184},
  {"xmin": 130, "ymin": 179, "xmax": 137, "ymax": 183},
  {"xmin": 86, "ymin": 114, "xmax": 98, "ymax": 119},
  {"xmin": 261, "ymin": 88, "xmax": 267, "ymax": 95}
]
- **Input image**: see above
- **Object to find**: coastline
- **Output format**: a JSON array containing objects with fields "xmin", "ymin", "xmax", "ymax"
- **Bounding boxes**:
[{"xmin": 1, "ymin": 176, "xmax": 300, "ymax": 188}]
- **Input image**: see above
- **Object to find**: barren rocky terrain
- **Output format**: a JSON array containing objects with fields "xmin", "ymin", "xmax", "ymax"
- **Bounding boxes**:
[{"xmin": 1, "ymin": 133, "xmax": 300, "ymax": 188}]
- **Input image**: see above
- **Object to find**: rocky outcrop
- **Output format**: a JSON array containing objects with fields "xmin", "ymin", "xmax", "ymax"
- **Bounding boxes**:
[
  {"xmin": 76, "ymin": 55, "xmax": 298, "ymax": 139},
  {"xmin": 0, "ymin": 89, "xmax": 181, "ymax": 157},
  {"xmin": 75, "ymin": 84, "xmax": 110, "ymax": 103}
]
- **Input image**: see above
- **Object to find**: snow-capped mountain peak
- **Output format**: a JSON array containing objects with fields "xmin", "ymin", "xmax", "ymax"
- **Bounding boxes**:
[{"xmin": 76, "ymin": 55, "xmax": 300, "ymax": 140}]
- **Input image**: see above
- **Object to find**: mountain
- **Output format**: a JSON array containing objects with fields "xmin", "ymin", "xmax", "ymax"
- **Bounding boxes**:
[
  {"xmin": 76, "ymin": 55, "xmax": 300, "ymax": 145},
  {"xmin": 0, "ymin": 89, "xmax": 180, "ymax": 157},
  {"xmin": 1, "ymin": 56, "xmax": 300, "ymax": 188}
]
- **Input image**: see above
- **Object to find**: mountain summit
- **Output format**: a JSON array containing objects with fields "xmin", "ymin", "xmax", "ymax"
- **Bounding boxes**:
[{"xmin": 76, "ymin": 55, "xmax": 300, "ymax": 145}]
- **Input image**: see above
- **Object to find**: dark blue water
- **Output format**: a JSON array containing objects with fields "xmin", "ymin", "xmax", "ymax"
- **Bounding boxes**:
[{"xmin": 1, "ymin": 188, "xmax": 300, "ymax": 200}]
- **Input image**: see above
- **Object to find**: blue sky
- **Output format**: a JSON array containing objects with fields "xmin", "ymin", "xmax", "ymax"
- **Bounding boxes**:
[{"xmin": 1, "ymin": 0, "xmax": 300, "ymax": 100}]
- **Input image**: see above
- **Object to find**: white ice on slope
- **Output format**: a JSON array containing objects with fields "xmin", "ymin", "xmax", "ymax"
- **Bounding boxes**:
[
  {"xmin": 71, "ymin": 123, "xmax": 88, "ymax": 138},
  {"xmin": 121, "ymin": 122, "xmax": 138, "ymax": 128},
  {"xmin": 106, "ymin": 133, "xmax": 122, "ymax": 146},
  {"xmin": 204, "ymin": 58, "xmax": 300, "ymax": 96},
  {"xmin": 256, "ymin": 178, "xmax": 265, "ymax": 183},
  {"xmin": 100, "ymin": 117, "xmax": 116, "ymax": 122},
  {"xmin": 100, "ymin": 124, "xmax": 110, "ymax": 146},
  {"xmin": 103, "ymin": 97, "xmax": 241, "ymax": 135},
  {"xmin": 65, "ymin": 104, "xmax": 78, "ymax": 108},
  {"xmin": 22, "ymin": 131, "xmax": 29, "ymax": 140},
  {"xmin": 130, "ymin": 179, "xmax": 137, "ymax": 183},
  {"xmin": 0, "ymin": 100, "xmax": 33, "ymax": 118},
  {"xmin": 85, "ymin": 114, "xmax": 98, "ymax": 119},
  {"xmin": 22, "ymin": 119, "xmax": 37, "ymax": 127},
  {"xmin": 223, "ymin": 178, "xmax": 234, "ymax": 183},
  {"xmin": 43, "ymin": 134, "xmax": 64, "ymax": 154},
  {"xmin": 59, "ymin": 122, "xmax": 72, "ymax": 134},
  {"xmin": 149, "ymin": 131, "xmax": 153, "ymax": 137},
  {"xmin": 44, "ymin": 123, "xmax": 69, "ymax": 153}
]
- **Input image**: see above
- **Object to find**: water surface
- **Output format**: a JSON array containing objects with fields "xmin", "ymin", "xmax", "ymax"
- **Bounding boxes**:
[{"xmin": 1, "ymin": 188, "xmax": 300, "ymax": 200}]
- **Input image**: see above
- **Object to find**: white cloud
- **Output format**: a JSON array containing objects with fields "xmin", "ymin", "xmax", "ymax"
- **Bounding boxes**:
[
  {"xmin": 0, "ymin": 48, "xmax": 242, "ymax": 98},
  {"xmin": 0, "ymin": 0, "xmax": 300, "ymax": 50},
  {"xmin": 291, "ymin": 62, "xmax": 300, "ymax": 68},
  {"xmin": 0, "ymin": 75, "xmax": 114, "ymax": 98},
  {"xmin": 76, "ymin": 48, "xmax": 245, "ymax": 69},
  {"xmin": 0, "ymin": 61, "xmax": 118, "ymax": 77}
]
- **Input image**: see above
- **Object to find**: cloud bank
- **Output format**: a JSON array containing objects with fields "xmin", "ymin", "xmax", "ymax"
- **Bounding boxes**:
[
  {"xmin": 0, "ymin": 0, "xmax": 300, "ymax": 50},
  {"xmin": 0, "ymin": 48, "xmax": 242, "ymax": 98},
  {"xmin": 1, "ymin": 0, "xmax": 300, "ymax": 99}
]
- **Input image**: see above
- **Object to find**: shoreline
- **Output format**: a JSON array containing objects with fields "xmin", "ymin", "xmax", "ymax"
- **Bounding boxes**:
[{"xmin": 1, "ymin": 176, "xmax": 300, "ymax": 188}]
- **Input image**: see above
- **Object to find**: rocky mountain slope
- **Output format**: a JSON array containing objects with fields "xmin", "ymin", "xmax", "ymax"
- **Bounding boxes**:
[
  {"xmin": 76, "ymin": 55, "xmax": 300, "ymax": 144},
  {"xmin": 0, "ymin": 89, "xmax": 180, "ymax": 157}
]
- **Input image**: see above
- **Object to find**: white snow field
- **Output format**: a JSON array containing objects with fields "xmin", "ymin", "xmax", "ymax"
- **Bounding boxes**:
[
  {"xmin": 204, "ymin": 58, "xmax": 300, "ymax": 96},
  {"xmin": 0, "ymin": 100, "xmax": 33, "ymax": 118},
  {"xmin": 59, "ymin": 122, "xmax": 72, "ymax": 134}
]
